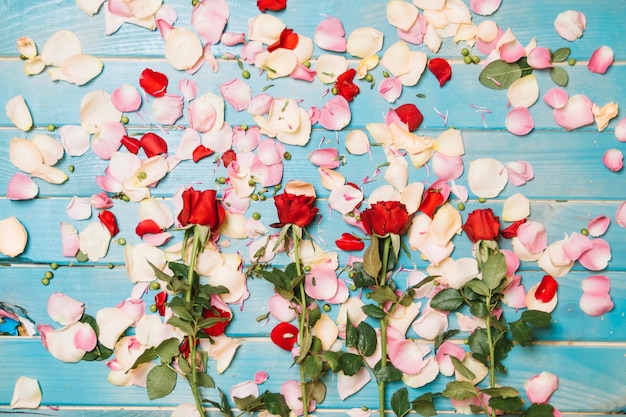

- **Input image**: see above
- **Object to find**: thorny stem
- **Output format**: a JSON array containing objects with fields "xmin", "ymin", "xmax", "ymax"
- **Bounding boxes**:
[
  {"xmin": 293, "ymin": 228, "xmax": 309, "ymax": 417},
  {"xmin": 378, "ymin": 236, "xmax": 392, "ymax": 417},
  {"xmin": 484, "ymin": 294, "xmax": 497, "ymax": 417}
]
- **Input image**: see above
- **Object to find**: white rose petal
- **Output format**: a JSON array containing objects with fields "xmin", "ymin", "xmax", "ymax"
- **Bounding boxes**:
[
  {"xmin": 5, "ymin": 96, "xmax": 33, "ymax": 132},
  {"xmin": 0, "ymin": 217, "xmax": 28, "ymax": 258},
  {"xmin": 10, "ymin": 376, "xmax": 41, "ymax": 409}
]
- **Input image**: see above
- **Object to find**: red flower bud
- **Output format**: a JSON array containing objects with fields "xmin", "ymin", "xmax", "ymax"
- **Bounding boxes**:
[
  {"xmin": 98, "ymin": 210, "xmax": 119, "ymax": 237},
  {"xmin": 428, "ymin": 57, "xmax": 452, "ymax": 87},
  {"xmin": 270, "ymin": 322, "xmax": 299, "ymax": 351},
  {"xmin": 394, "ymin": 103, "xmax": 423, "ymax": 131},
  {"xmin": 140, "ymin": 132, "xmax": 168, "ymax": 158},
  {"xmin": 192, "ymin": 145, "xmax": 215, "ymax": 163},
  {"xmin": 535, "ymin": 275, "xmax": 558, "ymax": 302},
  {"xmin": 335, "ymin": 233, "xmax": 365, "ymax": 251},
  {"xmin": 139, "ymin": 68, "xmax": 168, "ymax": 97},
  {"xmin": 177, "ymin": 188, "xmax": 226, "ymax": 231}
]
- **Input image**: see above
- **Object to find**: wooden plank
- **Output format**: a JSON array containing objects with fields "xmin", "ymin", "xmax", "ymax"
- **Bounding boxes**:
[
  {"xmin": 0, "ymin": 267, "xmax": 623, "ymax": 342},
  {"xmin": 0, "ymin": 338, "xmax": 624, "ymax": 412}
]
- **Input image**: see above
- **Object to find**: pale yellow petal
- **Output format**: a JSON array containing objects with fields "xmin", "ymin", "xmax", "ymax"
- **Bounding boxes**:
[
  {"xmin": 0, "ymin": 217, "xmax": 28, "ymax": 258},
  {"xmin": 5, "ymin": 96, "xmax": 32, "ymax": 132}
]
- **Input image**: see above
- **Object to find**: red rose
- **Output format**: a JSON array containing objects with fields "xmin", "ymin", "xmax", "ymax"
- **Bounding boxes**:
[
  {"xmin": 257, "ymin": 0, "xmax": 287, "ymax": 12},
  {"xmin": 535, "ymin": 275, "xmax": 558, "ymax": 302},
  {"xmin": 267, "ymin": 28, "xmax": 299, "ymax": 52},
  {"xmin": 334, "ymin": 68, "xmax": 360, "ymax": 102},
  {"xmin": 270, "ymin": 322, "xmax": 299, "ymax": 351},
  {"xmin": 98, "ymin": 210, "xmax": 119, "ymax": 237},
  {"xmin": 139, "ymin": 68, "xmax": 168, "ymax": 97},
  {"xmin": 177, "ymin": 188, "xmax": 225, "ymax": 231},
  {"xmin": 335, "ymin": 233, "xmax": 365, "ymax": 251},
  {"xmin": 394, "ymin": 103, "xmax": 423, "ymax": 131},
  {"xmin": 201, "ymin": 307, "xmax": 232, "ymax": 337},
  {"xmin": 360, "ymin": 201, "xmax": 412, "ymax": 236},
  {"xmin": 272, "ymin": 192, "xmax": 318, "ymax": 228},
  {"xmin": 462, "ymin": 208, "xmax": 500, "ymax": 243}
]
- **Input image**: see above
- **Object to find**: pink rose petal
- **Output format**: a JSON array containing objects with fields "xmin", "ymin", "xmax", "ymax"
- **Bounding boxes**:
[
  {"xmin": 66, "ymin": 196, "xmax": 92, "ymax": 220},
  {"xmin": 524, "ymin": 372, "xmax": 559, "ymax": 404},
  {"xmin": 432, "ymin": 153, "xmax": 463, "ymax": 181},
  {"xmin": 230, "ymin": 380, "xmax": 259, "ymax": 403},
  {"xmin": 220, "ymin": 32, "xmax": 245, "ymax": 46},
  {"xmin": 603, "ymin": 149, "xmax": 623, "ymax": 172},
  {"xmin": 73, "ymin": 322, "xmax": 98, "ymax": 351},
  {"xmin": 378, "ymin": 77, "xmax": 403, "ymax": 103},
  {"xmin": 308, "ymin": 148, "xmax": 341, "ymax": 169},
  {"xmin": 220, "ymin": 78, "xmax": 252, "ymax": 112},
  {"xmin": 554, "ymin": 10, "xmax": 586, "ymax": 41},
  {"xmin": 7, "ymin": 173, "xmax": 39, "ymax": 200},
  {"xmin": 470, "ymin": 0, "xmax": 501, "ymax": 15},
  {"xmin": 318, "ymin": 95, "xmax": 351, "ymax": 131},
  {"xmin": 92, "ymin": 121, "xmax": 125, "ymax": 160},
  {"xmin": 502, "ymin": 275, "xmax": 527, "ymax": 309},
  {"xmin": 59, "ymin": 125, "xmax": 90, "ymax": 157},
  {"xmin": 587, "ymin": 215, "xmax": 610, "ymax": 237},
  {"xmin": 178, "ymin": 79, "xmax": 198, "ymax": 102},
  {"xmin": 111, "ymin": 84, "xmax": 141, "ymax": 112},
  {"xmin": 152, "ymin": 94, "xmax": 183, "ymax": 125},
  {"xmin": 397, "ymin": 14, "xmax": 427, "ymax": 45},
  {"xmin": 552, "ymin": 94, "xmax": 594, "ymax": 131},
  {"xmin": 614, "ymin": 118, "xmax": 626, "ymax": 142},
  {"xmin": 543, "ymin": 87, "xmax": 568, "ymax": 109},
  {"xmin": 588, "ymin": 46, "xmax": 614, "ymax": 74},
  {"xmin": 268, "ymin": 293, "xmax": 297, "ymax": 323},
  {"xmin": 505, "ymin": 107, "xmax": 534, "ymax": 136},
  {"xmin": 47, "ymin": 292, "xmax": 85, "ymax": 325},
  {"xmin": 436, "ymin": 341, "xmax": 465, "ymax": 376},
  {"xmin": 305, "ymin": 266, "xmax": 339, "ymax": 300},
  {"xmin": 338, "ymin": 367, "xmax": 371, "ymax": 400},
  {"xmin": 314, "ymin": 16, "xmax": 347, "ymax": 52},
  {"xmin": 616, "ymin": 202, "xmax": 626, "ymax": 228},
  {"xmin": 579, "ymin": 293, "xmax": 614, "ymax": 317},
  {"xmin": 60, "ymin": 222, "xmax": 79, "ymax": 257},
  {"xmin": 504, "ymin": 160, "xmax": 534, "ymax": 186},
  {"xmin": 581, "ymin": 275, "xmax": 611, "ymax": 296},
  {"xmin": 386, "ymin": 327, "xmax": 423, "ymax": 375},
  {"xmin": 517, "ymin": 221, "xmax": 547, "ymax": 254},
  {"xmin": 577, "ymin": 238, "xmax": 611, "ymax": 271},
  {"xmin": 527, "ymin": 47, "xmax": 552, "ymax": 69}
]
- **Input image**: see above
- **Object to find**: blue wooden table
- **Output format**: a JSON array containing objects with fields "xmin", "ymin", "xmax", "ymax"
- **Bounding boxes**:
[{"xmin": 1, "ymin": 0, "xmax": 625, "ymax": 416}]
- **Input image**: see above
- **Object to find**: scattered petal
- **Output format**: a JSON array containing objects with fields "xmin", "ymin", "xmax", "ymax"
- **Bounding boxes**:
[
  {"xmin": 0, "ymin": 217, "xmax": 28, "ymax": 258},
  {"xmin": 468, "ymin": 158, "xmax": 508, "ymax": 198},
  {"xmin": 554, "ymin": 10, "xmax": 586, "ymax": 41},
  {"xmin": 10, "ymin": 376, "xmax": 41, "ymax": 409},
  {"xmin": 524, "ymin": 372, "xmax": 559, "ymax": 404},
  {"xmin": 5, "ymin": 96, "xmax": 33, "ymax": 132}
]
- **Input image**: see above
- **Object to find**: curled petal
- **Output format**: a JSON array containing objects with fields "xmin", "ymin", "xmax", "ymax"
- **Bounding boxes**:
[
  {"xmin": 617, "ymin": 202, "xmax": 626, "ymax": 227},
  {"xmin": 41, "ymin": 30, "xmax": 82, "ymax": 67},
  {"xmin": 17, "ymin": 36, "xmax": 38, "ymax": 59},
  {"xmin": 268, "ymin": 294, "xmax": 297, "ymax": 323},
  {"xmin": 230, "ymin": 380, "xmax": 259, "ymax": 404},
  {"xmin": 543, "ymin": 87, "xmax": 568, "ymax": 109},
  {"xmin": 305, "ymin": 267, "xmax": 339, "ymax": 300},
  {"xmin": 387, "ymin": 327, "xmax": 423, "ymax": 375},
  {"xmin": 7, "ymin": 173, "xmax": 38, "ymax": 200},
  {"xmin": 220, "ymin": 78, "xmax": 252, "ymax": 112},
  {"xmin": 581, "ymin": 275, "xmax": 611, "ymax": 296},
  {"xmin": 614, "ymin": 117, "xmax": 626, "ymax": 142},
  {"xmin": 189, "ymin": 93, "xmax": 224, "ymax": 133},
  {"xmin": 468, "ymin": 158, "xmax": 508, "ymax": 198},
  {"xmin": 402, "ymin": 356, "xmax": 439, "ymax": 388},
  {"xmin": 96, "ymin": 307, "xmax": 134, "ymax": 349},
  {"xmin": 507, "ymin": 74, "xmax": 539, "ymax": 108},
  {"xmin": 319, "ymin": 95, "xmax": 351, "ymax": 131},
  {"xmin": 247, "ymin": 14, "xmax": 285, "ymax": 45},
  {"xmin": 47, "ymin": 292, "xmax": 85, "ymax": 325},
  {"xmin": 524, "ymin": 372, "xmax": 559, "ymax": 404},
  {"xmin": 603, "ymin": 148, "xmax": 623, "ymax": 172},
  {"xmin": 10, "ymin": 376, "xmax": 42, "ymax": 409},
  {"xmin": 92, "ymin": 121, "xmax": 125, "ymax": 160},
  {"xmin": 38, "ymin": 322, "xmax": 95, "ymax": 362},
  {"xmin": 80, "ymin": 90, "xmax": 122, "ymax": 134},
  {"xmin": 517, "ymin": 221, "xmax": 547, "ymax": 254},
  {"xmin": 47, "ymin": 54, "xmax": 103, "ymax": 85},
  {"xmin": 436, "ymin": 341, "xmax": 465, "ymax": 376},
  {"xmin": 554, "ymin": 10, "xmax": 586, "ymax": 41},
  {"xmin": 587, "ymin": 216, "xmax": 610, "ymax": 237},
  {"xmin": 313, "ymin": 314, "xmax": 338, "ymax": 350},
  {"xmin": 593, "ymin": 101, "xmax": 618, "ymax": 132},
  {"xmin": 578, "ymin": 238, "xmax": 611, "ymax": 271},
  {"xmin": 505, "ymin": 160, "xmax": 534, "ymax": 186},
  {"xmin": 60, "ymin": 222, "xmax": 79, "ymax": 257},
  {"xmin": 378, "ymin": 77, "xmax": 403, "ymax": 103},
  {"xmin": 151, "ymin": 94, "xmax": 183, "ymax": 125},
  {"xmin": 527, "ymin": 47, "xmax": 552, "ymax": 69},
  {"xmin": 502, "ymin": 193, "xmax": 530, "ymax": 222},
  {"xmin": 309, "ymin": 148, "xmax": 340, "ymax": 169},
  {"xmin": 66, "ymin": 196, "xmax": 92, "ymax": 220},
  {"xmin": 319, "ymin": 167, "xmax": 345, "ymax": 191},
  {"xmin": 506, "ymin": 107, "xmax": 534, "ymax": 136},
  {"xmin": 411, "ymin": 305, "xmax": 448, "ymax": 340},
  {"xmin": 5, "ymin": 96, "xmax": 33, "ymax": 131},
  {"xmin": 432, "ymin": 153, "xmax": 463, "ymax": 181},
  {"xmin": 526, "ymin": 282, "xmax": 558, "ymax": 313},
  {"xmin": 0, "ymin": 217, "xmax": 28, "ymax": 258},
  {"xmin": 579, "ymin": 293, "xmax": 613, "ymax": 316}
]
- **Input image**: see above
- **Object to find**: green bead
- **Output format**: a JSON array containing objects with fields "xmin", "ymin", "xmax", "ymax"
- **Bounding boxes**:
[
  {"xmin": 365, "ymin": 293, "xmax": 371, "ymax": 299},
  {"xmin": 274, "ymin": 184, "xmax": 282, "ymax": 191},
  {"xmin": 120, "ymin": 116, "xmax": 129, "ymax": 124},
  {"xmin": 304, "ymin": 265, "xmax": 312, "ymax": 272},
  {"xmin": 303, "ymin": 61, "xmax": 311, "ymax": 68},
  {"xmin": 149, "ymin": 304, "xmax": 158, "ymax": 313},
  {"xmin": 108, "ymin": 263, "xmax": 114, "ymax": 269},
  {"xmin": 581, "ymin": 228, "xmax": 589, "ymax": 236},
  {"xmin": 242, "ymin": 70, "xmax": 251, "ymax": 79},
  {"xmin": 248, "ymin": 179, "xmax": 256, "ymax": 187},
  {"xmin": 568, "ymin": 58, "xmax": 576, "ymax": 66},
  {"xmin": 463, "ymin": 56, "xmax": 472, "ymax": 65},
  {"xmin": 283, "ymin": 152, "xmax": 292, "ymax": 160},
  {"xmin": 382, "ymin": 71, "xmax": 390, "ymax": 78},
  {"xmin": 478, "ymin": 197, "xmax": 487, "ymax": 203},
  {"xmin": 259, "ymin": 194, "xmax": 266, "ymax": 201},
  {"xmin": 361, "ymin": 406, "xmax": 369, "ymax": 412},
  {"xmin": 365, "ymin": 74, "xmax": 373, "ymax": 82},
  {"xmin": 50, "ymin": 262, "xmax": 59, "ymax": 270},
  {"xmin": 250, "ymin": 194, "xmax": 258, "ymax": 201},
  {"xmin": 471, "ymin": 55, "xmax": 480, "ymax": 64},
  {"xmin": 252, "ymin": 212, "xmax": 261, "ymax": 220},
  {"xmin": 457, "ymin": 202, "xmax": 466, "ymax": 211},
  {"xmin": 240, "ymin": 124, "xmax": 248, "ymax": 131},
  {"xmin": 118, "ymin": 238, "xmax": 127, "ymax": 246},
  {"xmin": 331, "ymin": 87, "xmax": 338, "ymax": 95},
  {"xmin": 46, "ymin": 124, "xmax": 56, "ymax": 132},
  {"xmin": 349, "ymin": 284, "xmax": 357, "ymax": 291},
  {"xmin": 323, "ymin": 304, "xmax": 331, "ymax": 312},
  {"xmin": 68, "ymin": 165, "xmax": 75, "ymax": 173},
  {"xmin": 461, "ymin": 48, "xmax": 470, "ymax": 56},
  {"xmin": 44, "ymin": 271, "xmax": 54, "ymax": 279},
  {"xmin": 191, "ymin": 0, "xmax": 199, "ymax": 6},
  {"xmin": 138, "ymin": 171, "xmax": 147, "ymax": 180},
  {"xmin": 217, "ymin": 176, "xmax": 226, "ymax": 184},
  {"xmin": 121, "ymin": 194, "xmax": 130, "ymax": 202},
  {"xmin": 41, "ymin": 278, "xmax": 50, "ymax": 286},
  {"xmin": 348, "ymin": 271, "xmax": 356, "ymax": 278},
  {"xmin": 150, "ymin": 281, "xmax": 161, "ymax": 290}
]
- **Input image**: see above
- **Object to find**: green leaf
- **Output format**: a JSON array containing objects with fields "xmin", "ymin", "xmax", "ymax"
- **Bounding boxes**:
[
  {"xmin": 167, "ymin": 296, "xmax": 195, "ymax": 321},
  {"xmin": 307, "ymin": 379, "xmax": 327, "ymax": 403},
  {"xmin": 345, "ymin": 317, "xmax": 357, "ymax": 348},
  {"xmin": 450, "ymin": 356, "xmax": 476, "ymax": 381},
  {"xmin": 369, "ymin": 286, "xmax": 398, "ymax": 304},
  {"xmin": 470, "ymin": 302, "xmax": 489, "ymax": 318},
  {"xmin": 522, "ymin": 403, "xmax": 555, "ymax": 417},
  {"xmin": 434, "ymin": 329, "xmax": 460, "ymax": 351},
  {"xmin": 509, "ymin": 319, "xmax": 533, "ymax": 347},
  {"xmin": 363, "ymin": 235, "xmax": 382, "ymax": 278},
  {"xmin": 264, "ymin": 391, "xmax": 290, "ymax": 417},
  {"xmin": 430, "ymin": 288, "xmax": 464, "ymax": 311},
  {"xmin": 338, "ymin": 352, "xmax": 362, "ymax": 376},
  {"xmin": 167, "ymin": 316, "xmax": 194, "ymax": 335},
  {"xmin": 412, "ymin": 394, "xmax": 437, "ymax": 417},
  {"xmin": 488, "ymin": 395, "xmax": 524, "ymax": 412},
  {"xmin": 297, "ymin": 329, "xmax": 313, "ymax": 363},
  {"xmin": 82, "ymin": 342, "xmax": 113, "ymax": 362},
  {"xmin": 479, "ymin": 60, "xmax": 523, "ymax": 90},
  {"xmin": 130, "ymin": 347, "xmax": 158, "ymax": 370},
  {"xmin": 303, "ymin": 355, "xmax": 323, "ymax": 379},
  {"xmin": 481, "ymin": 386, "xmax": 519, "ymax": 398},
  {"xmin": 442, "ymin": 381, "xmax": 478, "ymax": 400},
  {"xmin": 361, "ymin": 304, "xmax": 387, "ymax": 319},
  {"xmin": 204, "ymin": 388, "xmax": 233, "ymax": 417},
  {"xmin": 494, "ymin": 336, "xmax": 514, "ymax": 368},
  {"xmin": 323, "ymin": 351, "xmax": 341, "ymax": 372},
  {"xmin": 550, "ymin": 66, "xmax": 568, "ymax": 86},
  {"xmin": 551, "ymin": 47, "xmax": 571, "ymax": 63},
  {"xmin": 146, "ymin": 364, "xmax": 177, "ymax": 399},
  {"xmin": 198, "ymin": 283, "xmax": 229, "ymax": 296},
  {"xmin": 375, "ymin": 364, "xmax": 403, "ymax": 382},
  {"xmin": 357, "ymin": 321, "xmax": 377, "ymax": 357},
  {"xmin": 178, "ymin": 354, "xmax": 191, "ymax": 375},
  {"xmin": 147, "ymin": 261, "xmax": 174, "ymax": 286},
  {"xmin": 407, "ymin": 275, "xmax": 438, "ymax": 291},
  {"xmin": 391, "ymin": 387, "xmax": 410, "ymax": 417},
  {"xmin": 464, "ymin": 279, "xmax": 489, "ymax": 296},
  {"xmin": 482, "ymin": 252, "xmax": 506, "ymax": 290},
  {"xmin": 195, "ymin": 371, "xmax": 215, "ymax": 388},
  {"xmin": 521, "ymin": 310, "xmax": 552, "ymax": 327},
  {"xmin": 156, "ymin": 338, "xmax": 182, "ymax": 364},
  {"xmin": 468, "ymin": 328, "xmax": 489, "ymax": 357}
]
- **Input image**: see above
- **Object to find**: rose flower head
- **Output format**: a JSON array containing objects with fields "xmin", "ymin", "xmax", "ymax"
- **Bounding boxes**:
[
  {"xmin": 462, "ymin": 208, "xmax": 500, "ymax": 243},
  {"xmin": 360, "ymin": 201, "xmax": 412, "ymax": 236},
  {"xmin": 177, "ymin": 188, "xmax": 226, "ymax": 232}
]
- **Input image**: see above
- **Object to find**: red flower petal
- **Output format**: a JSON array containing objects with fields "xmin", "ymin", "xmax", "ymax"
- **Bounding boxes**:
[
  {"xmin": 135, "ymin": 219, "xmax": 164, "ymax": 237},
  {"xmin": 221, "ymin": 149, "xmax": 237, "ymax": 168},
  {"xmin": 139, "ymin": 68, "xmax": 168, "ymax": 98},
  {"xmin": 418, "ymin": 187, "xmax": 445, "ymax": 218},
  {"xmin": 257, "ymin": 0, "xmax": 287, "ymax": 12},
  {"xmin": 535, "ymin": 275, "xmax": 558, "ymax": 303},
  {"xmin": 121, "ymin": 135, "xmax": 141, "ymax": 154},
  {"xmin": 268, "ymin": 28, "xmax": 299, "ymax": 52},
  {"xmin": 155, "ymin": 291, "xmax": 168, "ymax": 316},
  {"xmin": 334, "ymin": 68, "xmax": 360, "ymax": 102},
  {"xmin": 140, "ymin": 132, "xmax": 168, "ymax": 158},
  {"xmin": 192, "ymin": 145, "xmax": 215, "ymax": 163},
  {"xmin": 394, "ymin": 103, "xmax": 423, "ymax": 131},
  {"xmin": 270, "ymin": 322, "xmax": 299, "ymax": 351},
  {"xmin": 98, "ymin": 210, "xmax": 119, "ymax": 237},
  {"xmin": 501, "ymin": 218, "xmax": 527, "ymax": 239},
  {"xmin": 427, "ymin": 57, "xmax": 452, "ymax": 87},
  {"xmin": 201, "ymin": 307, "xmax": 232, "ymax": 337},
  {"xmin": 335, "ymin": 233, "xmax": 365, "ymax": 251}
]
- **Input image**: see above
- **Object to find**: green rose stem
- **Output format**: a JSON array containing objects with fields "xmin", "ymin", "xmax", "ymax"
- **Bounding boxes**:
[
  {"xmin": 185, "ymin": 225, "xmax": 208, "ymax": 417},
  {"xmin": 292, "ymin": 227, "xmax": 309, "ymax": 417},
  {"xmin": 377, "ymin": 235, "xmax": 392, "ymax": 417}
]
